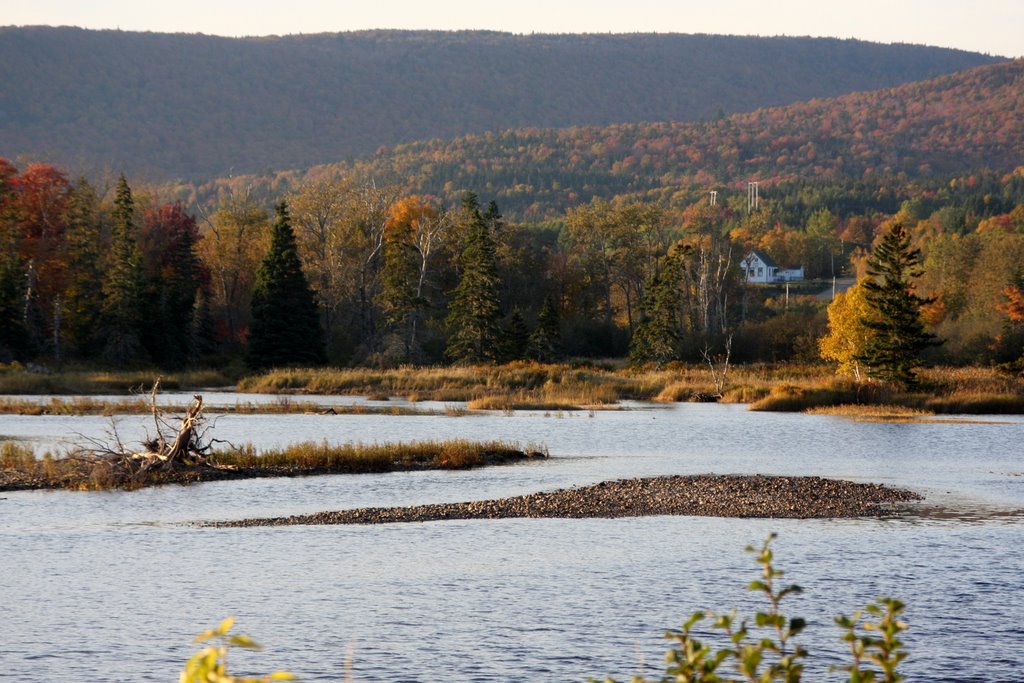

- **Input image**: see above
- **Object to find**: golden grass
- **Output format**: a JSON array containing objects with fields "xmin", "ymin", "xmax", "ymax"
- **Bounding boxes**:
[
  {"xmin": 0, "ymin": 369, "xmax": 231, "ymax": 395},
  {"xmin": 805, "ymin": 404, "xmax": 934, "ymax": 418},
  {"xmin": 239, "ymin": 362, "xmax": 1024, "ymax": 414},
  {"xmin": 0, "ymin": 439, "xmax": 543, "ymax": 491},
  {"xmin": 923, "ymin": 393, "xmax": 1024, "ymax": 415},
  {"xmin": 749, "ymin": 367, "xmax": 1024, "ymax": 414},
  {"xmin": 218, "ymin": 439, "xmax": 533, "ymax": 471},
  {"xmin": 0, "ymin": 397, "xmax": 452, "ymax": 416}
]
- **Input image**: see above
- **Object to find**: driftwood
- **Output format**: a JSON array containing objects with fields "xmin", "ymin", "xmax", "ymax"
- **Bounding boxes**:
[{"xmin": 71, "ymin": 380, "xmax": 217, "ymax": 486}]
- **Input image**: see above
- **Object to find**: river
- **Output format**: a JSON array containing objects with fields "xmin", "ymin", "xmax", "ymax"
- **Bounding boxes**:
[{"xmin": 1, "ymin": 395, "xmax": 1022, "ymax": 681}]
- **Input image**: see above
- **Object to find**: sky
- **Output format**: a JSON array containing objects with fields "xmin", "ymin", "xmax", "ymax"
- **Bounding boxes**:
[{"xmin": 4, "ymin": 0, "xmax": 1022, "ymax": 58}]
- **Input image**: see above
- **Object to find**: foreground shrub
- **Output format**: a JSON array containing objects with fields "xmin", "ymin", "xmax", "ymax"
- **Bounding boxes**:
[
  {"xmin": 180, "ymin": 617, "xmax": 294, "ymax": 683},
  {"xmin": 597, "ymin": 534, "xmax": 907, "ymax": 683}
]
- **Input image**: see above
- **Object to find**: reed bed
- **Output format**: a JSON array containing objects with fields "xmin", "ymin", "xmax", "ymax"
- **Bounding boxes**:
[
  {"xmin": 804, "ymin": 404, "xmax": 934, "ymax": 418},
  {"xmin": 218, "ymin": 439, "xmax": 538, "ymax": 472},
  {"xmin": 0, "ymin": 439, "xmax": 543, "ymax": 491},
  {"xmin": 749, "ymin": 367, "xmax": 1024, "ymax": 414},
  {"xmin": 0, "ymin": 397, "xmax": 451, "ymax": 416},
  {"xmin": 0, "ymin": 369, "xmax": 230, "ymax": 395}
]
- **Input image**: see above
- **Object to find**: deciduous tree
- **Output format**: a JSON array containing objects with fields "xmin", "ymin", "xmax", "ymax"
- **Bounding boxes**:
[{"xmin": 819, "ymin": 280, "xmax": 874, "ymax": 380}]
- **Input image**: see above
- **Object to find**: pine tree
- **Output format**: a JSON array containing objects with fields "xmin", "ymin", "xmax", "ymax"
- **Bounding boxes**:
[
  {"xmin": 188, "ymin": 287, "xmax": 217, "ymax": 363},
  {"xmin": 504, "ymin": 308, "xmax": 530, "ymax": 361},
  {"xmin": 61, "ymin": 178, "xmax": 104, "ymax": 359},
  {"xmin": 0, "ymin": 171, "xmax": 30, "ymax": 361},
  {"xmin": 99, "ymin": 174, "xmax": 146, "ymax": 365},
  {"xmin": 529, "ymin": 294, "xmax": 561, "ymax": 362},
  {"xmin": 140, "ymin": 202, "xmax": 204, "ymax": 369},
  {"xmin": 855, "ymin": 222, "xmax": 939, "ymax": 386},
  {"xmin": 0, "ymin": 252, "xmax": 29, "ymax": 362},
  {"xmin": 629, "ymin": 249, "xmax": 684, "ymax": 367},
  {"xmin": 247, "ymin": 202, "xmax": 325, "ymax": 369},
  {"xmin": 376, "ymin": 215, "xmax": 421, "ymax": 362},
  {"xmin": 445, "ymin": 193, "xmax": 503, "ymax": 364}
]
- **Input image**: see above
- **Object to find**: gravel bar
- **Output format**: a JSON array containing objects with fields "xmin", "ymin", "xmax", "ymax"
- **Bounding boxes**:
[{"xmin": 208, "ymin": 474, "xmax": 922, "ymax": 527}]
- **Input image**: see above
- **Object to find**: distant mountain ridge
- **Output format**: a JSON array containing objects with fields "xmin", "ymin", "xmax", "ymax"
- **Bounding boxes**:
[
  {"xmin": 175, "ymin": 58, "xmax": 1024, "ymax": 221},
  {"xmin": 0, "ymin": 26, "xmax": 1003, "ymax": 179}
]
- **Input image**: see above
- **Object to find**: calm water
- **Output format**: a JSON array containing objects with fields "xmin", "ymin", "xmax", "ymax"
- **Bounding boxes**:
[{"xmin": 2, "ymin": 399, "xmax": 1022, "ymax": 681}]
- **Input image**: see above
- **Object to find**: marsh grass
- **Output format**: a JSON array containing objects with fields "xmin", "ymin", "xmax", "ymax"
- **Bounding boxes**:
[
  {"xmin": 749, "ymin": 367, "xmax": 1024, "ymax": 414},
  {"xmin": 218, "ymin": 439, "xmax": 535, "ymax": 472},
  {"xmin": 805, "ymin": 404, "xmax": 935, "ymax": 419},
  {"xmin": 0, "ymin": 397, "xmax": 451, "ymax": 417},
  {"xmin": 0, "ymin": 369, "xmax": 230, "ymax": 395},
  {"xmin": 0, "ymin": 439, "xmax": 542, "ymax": 491}
]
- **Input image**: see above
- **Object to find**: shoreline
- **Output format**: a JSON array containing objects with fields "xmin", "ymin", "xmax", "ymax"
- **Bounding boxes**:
[{"xmin": 207, "ymin": 474, "xmax": 923, "ymax": 527}]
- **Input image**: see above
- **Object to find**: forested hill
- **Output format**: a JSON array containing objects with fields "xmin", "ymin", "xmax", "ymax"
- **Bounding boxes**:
[
  {"xmin": 0, "ymin": 27, "xmax": 1003, "ymax": 180},
  {"xmin": 178, "ymin": 58, "xmax": 1024, "ymax": 222}
]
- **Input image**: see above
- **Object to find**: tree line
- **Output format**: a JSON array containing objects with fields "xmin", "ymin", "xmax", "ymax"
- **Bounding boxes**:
[{"xmin": 2, "ymin": 158, "xmax": 1024, "ymax": 375}]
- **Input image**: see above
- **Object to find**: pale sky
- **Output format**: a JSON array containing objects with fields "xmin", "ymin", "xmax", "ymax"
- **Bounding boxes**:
[{"xmin": 4, "ymin": 0, "xmax": 1022, "ymax": 58}]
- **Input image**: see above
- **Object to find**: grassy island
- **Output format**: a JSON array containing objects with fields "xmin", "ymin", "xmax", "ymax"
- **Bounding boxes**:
[{"xmin": 0, "ymin": 439, "xmax": 545, "ymax": 492}]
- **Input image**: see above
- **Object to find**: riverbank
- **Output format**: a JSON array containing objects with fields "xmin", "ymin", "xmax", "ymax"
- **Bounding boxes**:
[
  {"xmin": 231, "ymin": 363, "xmax": 1024, "ymax": 414},
  {"xmin": 0, "ymin": 396, "xmax": 468, "ymax": 416},
  {"xmin": 0, "ymin": 440, "xmax": 545, "ymax": 492},
  {"xmin": 209, "ymin": 474, "xmax": 922, "ymax": 527},
  {"xmin": 3, "ymin": 362, "xmax": 1022, "ymax": 413}
]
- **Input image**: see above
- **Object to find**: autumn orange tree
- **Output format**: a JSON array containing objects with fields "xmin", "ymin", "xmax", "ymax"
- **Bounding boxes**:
[{"xmin": 819, "ymin": 280, "xmax": 874, "ymax": 380}]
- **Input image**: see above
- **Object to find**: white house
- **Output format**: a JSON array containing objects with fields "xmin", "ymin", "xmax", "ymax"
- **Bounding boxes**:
[{"xmin": 742, "ymin": 250, "xmax": 804, "ymax": 284}]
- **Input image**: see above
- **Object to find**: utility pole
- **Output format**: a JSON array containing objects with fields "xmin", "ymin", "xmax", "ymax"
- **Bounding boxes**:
[
  {"xmin": 747, "ymin": 181, "xmax": 759, "ymax": 214},
  {"xmin": 709, "ymin": 190, "xmax": 717, "ymax": 206}
]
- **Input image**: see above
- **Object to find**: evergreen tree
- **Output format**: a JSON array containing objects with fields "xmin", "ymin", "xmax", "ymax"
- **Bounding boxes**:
[
  {"xmin": 0, "ymin": 173, "xmax": 30, "ymax": 361},
  {"xmin": 99, "ymin": 174, "xmax": 146, "ymax": 365},
  {"xmin": 855, "ymin": 222, "xmax": 939, "ymax": 386},
  {"xmin": 247, "ymin": 202, "xmax": 325, "ymax": 369},
  {"xmin": 0, "ymin": 253, "xmax": 29, "ymax": 362},
  {"xmin": 529, "ymin": 294, "xmax": 561, "ymax": 362},
  {"xmin": 140, "ymin": 202, "xmax": 204, "ymax": 369},
  {"xmin": 445, "ymin": 193, "xmax": 503, "ymax": 364},
  {"xmin": 188, "ymin": 287, "xmax": 218, "ymax": 363},
  {"xmin": 504, "ymin": 308, "xmax": 530, "ymax": 361},
  {"xmin": 61, "ymin": 178, "xmax": 104, "ymax": 359},
  {"xmin": 629, "ymin": 249, "xmax": 684, "ymax": 367},
  {"xmin": 376, "ymin": 216, "xmax": 421, "ymax": 362}
]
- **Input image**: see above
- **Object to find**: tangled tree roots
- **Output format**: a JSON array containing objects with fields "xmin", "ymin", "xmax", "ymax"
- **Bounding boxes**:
[{"xmin": 71, "ymin": 381, "xmax": 221, "ymax": 487}]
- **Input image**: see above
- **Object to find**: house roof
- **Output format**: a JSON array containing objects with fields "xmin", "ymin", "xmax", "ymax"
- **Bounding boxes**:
[{"xmin": 746, "ymin": 249, "xmax": 778, "ymax": 269}]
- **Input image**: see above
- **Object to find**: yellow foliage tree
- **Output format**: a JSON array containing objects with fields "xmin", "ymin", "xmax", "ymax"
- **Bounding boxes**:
[{"xmin": 819, "ymin": 280, "xmax": 874, "ymax": 380}]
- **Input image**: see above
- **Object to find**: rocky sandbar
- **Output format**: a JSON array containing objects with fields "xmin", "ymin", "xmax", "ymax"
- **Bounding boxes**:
[{"xmin": 210, "ymin": 474, "xmax": 922, "ymax": 527}]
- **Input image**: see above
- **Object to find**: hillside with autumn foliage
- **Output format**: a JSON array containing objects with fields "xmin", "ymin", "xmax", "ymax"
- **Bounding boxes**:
[
  {"xmin": 0, "ymin": 26, "xmax": 1002, "ymax": 180},
  {"xmin": 175, "ymin": 58, "xmax": 1024, "ymax": 221}
]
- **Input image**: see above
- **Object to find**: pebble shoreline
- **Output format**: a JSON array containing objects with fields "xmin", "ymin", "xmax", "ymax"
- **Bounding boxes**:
[{"xmin": 209, "ymin": 474, "xmax": 923, "ymax": 527}]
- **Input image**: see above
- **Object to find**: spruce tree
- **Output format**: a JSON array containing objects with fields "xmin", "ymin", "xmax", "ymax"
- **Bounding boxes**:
[
  {"xmin": 445, "ymin": 193, "xmax": 503, "ymax": 364},
  {"xmin": 629, "ymin": 250, "xmax": 683, "ymax": 367},
  {"xmin": 140, "ymin": 202, "xmax": 203, "ymax": 369},
  {"xmin": 376, "ymin": 220, "xmax": 421, "ymax": 362},
  {"xmin": 62, "ymin": 178, "xmax": 104, "ymax": 359},
  {"xmin": 0, "ymin": 253, "xmax": 29, "ymax": 362},
  {"xmin": 188, "ymin": 287, "xmax": 217, "ymax": 363},
  {"xmin": 100, "ymin": 174, "xmax": 146, "ymax": 365},
  {"xmin": 247, "ymin": 202, "xmax": 325, "ymax": 369},
  {"xmin": 529, "ymin": 294, "xmax": 561, "ymax": 362},
  {"xmin": 855, "ymin": 222, "xmax": 939, "ymax": 387},
  {"xmin": 504, "ymin": 308, "xmax": 530, "ymax": 361},
  {"xmin": 0, "ymin": 181, "xmax": 29, "ymax": 361}
]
